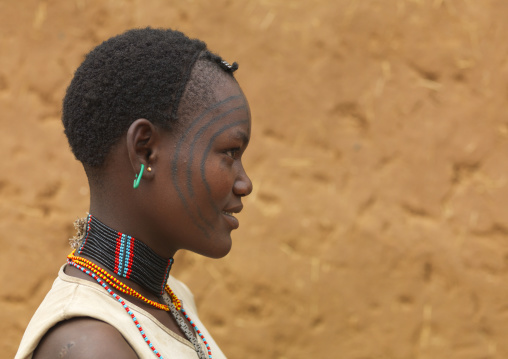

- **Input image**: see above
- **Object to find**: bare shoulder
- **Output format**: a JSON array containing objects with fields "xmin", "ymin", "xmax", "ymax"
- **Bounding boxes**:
[{"xmin": 32, "ymin": 317, "xmax": 138, "ymax": 359}]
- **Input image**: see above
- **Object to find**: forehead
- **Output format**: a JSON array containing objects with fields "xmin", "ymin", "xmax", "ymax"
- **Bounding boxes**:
[
  {"xmin": 168, "ymin": 80, "xmax": 250, "ymax": 156},
  {"xmin": 204, "ymin": 77, "xmax": 249, "ymax": 124}
]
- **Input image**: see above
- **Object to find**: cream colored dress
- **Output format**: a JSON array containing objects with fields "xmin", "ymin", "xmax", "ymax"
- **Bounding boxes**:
[{"xmin": 15, "ymin": 266, "xmax": 227, "ymax": 359}]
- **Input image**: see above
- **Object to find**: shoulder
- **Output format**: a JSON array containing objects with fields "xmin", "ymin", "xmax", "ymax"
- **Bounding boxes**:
[{"xmin": 32, "ymin": 317, "xmax": 138, "ymax": 359}]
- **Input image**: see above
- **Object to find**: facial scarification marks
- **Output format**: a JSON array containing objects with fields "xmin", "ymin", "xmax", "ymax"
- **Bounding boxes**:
[
  {"xmin": 172, "ymin": 95, "xmax": 243, "ymax": 237},
  {"xmin": 185, "ymin": 105, "xmax": 247, "ymax": 230},
  {"xmin": 186, "ymin": 105, "xmax": 247, "ymax": 198},
  {"xmin": 171, "ymin": 94, "xmax": 248, "ymax": 238},
  {"xmin": 188, "ymin": 116, "xmax": 249, "ymax": 231},
  {"xmin": 199, "ymin": 119, "xmax": 249, "ymax": 212}
]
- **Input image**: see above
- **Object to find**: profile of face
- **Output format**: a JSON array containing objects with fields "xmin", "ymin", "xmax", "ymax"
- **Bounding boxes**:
[{"xmin": 139, "ymin": 71, "xmax": 253, "ymax": 259}]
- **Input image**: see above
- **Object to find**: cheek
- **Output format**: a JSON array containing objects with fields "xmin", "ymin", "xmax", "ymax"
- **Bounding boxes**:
[{"xmin": 199, "ymin": 159, "xmax": 235, "ymax": 201}]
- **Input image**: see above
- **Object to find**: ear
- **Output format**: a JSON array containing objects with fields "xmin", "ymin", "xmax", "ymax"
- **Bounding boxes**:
[{"xmin": 126, "ymin": 119, "xmax": 160, "ymax": 181}]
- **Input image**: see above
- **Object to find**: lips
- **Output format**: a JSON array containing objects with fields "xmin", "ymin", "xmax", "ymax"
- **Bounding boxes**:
[
  {"xmin": 222, "ymin": 211, "xmax": 239, "ymax": 229},
  {"xmin": 222, "ymin": 205, "xmax": 242, "ymax": 229}
]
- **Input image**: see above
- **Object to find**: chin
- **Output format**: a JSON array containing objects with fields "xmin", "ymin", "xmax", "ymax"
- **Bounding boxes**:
[{"xmin": 193, "ymin": 234, "xmax": 233, "ymax": 259}]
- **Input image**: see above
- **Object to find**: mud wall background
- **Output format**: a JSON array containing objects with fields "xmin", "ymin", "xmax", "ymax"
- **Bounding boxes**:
[{"xmin": 3, "ymin": 0, "xmax": 508, "ymax": 358}]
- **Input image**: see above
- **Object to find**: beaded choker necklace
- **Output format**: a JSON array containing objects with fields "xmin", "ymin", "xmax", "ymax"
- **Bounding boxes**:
[{"xmin": 76, "ymin": 214, "xmax": 173, "ymax": 295}]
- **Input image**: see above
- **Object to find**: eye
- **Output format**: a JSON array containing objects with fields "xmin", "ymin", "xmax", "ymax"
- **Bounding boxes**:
[{"xmin": 225, "ymin": 148, "xmax": 240, "ymax": 159}]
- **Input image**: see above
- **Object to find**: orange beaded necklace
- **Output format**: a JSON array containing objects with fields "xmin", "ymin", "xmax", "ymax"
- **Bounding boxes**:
[{"xmin": 67, "ymin": 251, "xmax": 180, "ymax": 310}]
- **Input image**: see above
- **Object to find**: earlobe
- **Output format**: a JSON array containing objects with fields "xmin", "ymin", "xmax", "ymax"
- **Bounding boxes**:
[{"xmin": 126, "ymin": 119, "xmax": 159, "ymax": 184}]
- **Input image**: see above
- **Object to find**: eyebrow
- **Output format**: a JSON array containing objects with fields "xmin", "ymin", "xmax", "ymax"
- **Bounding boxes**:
[{"xmin": 232, "ymin": 129, "xmax": 250, "ymax": 146}]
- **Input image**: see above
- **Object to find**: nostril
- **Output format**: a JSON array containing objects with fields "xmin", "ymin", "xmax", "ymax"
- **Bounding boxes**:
[{"xmin": 234, "ymin": 178, "xmax": 252, "ymax": 197}]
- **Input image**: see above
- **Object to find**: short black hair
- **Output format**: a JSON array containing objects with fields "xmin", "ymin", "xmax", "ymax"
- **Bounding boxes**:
[{"xmin": 62, "ymin": 27, "xmax": 238, "ymax": 168}]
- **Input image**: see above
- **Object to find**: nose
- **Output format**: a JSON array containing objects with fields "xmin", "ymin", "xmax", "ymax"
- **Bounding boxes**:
[{"xmin": 233, "ymin": 164, "xmax": 253, "ymax": 197}]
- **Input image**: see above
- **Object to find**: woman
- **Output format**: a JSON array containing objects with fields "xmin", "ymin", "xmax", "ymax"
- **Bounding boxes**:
[{"xmin": 16, "ymin": 27, "xmax": 252, "ymax": 359}]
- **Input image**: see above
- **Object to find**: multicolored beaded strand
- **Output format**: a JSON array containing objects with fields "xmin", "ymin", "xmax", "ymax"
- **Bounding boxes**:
[
  {"xmin": 68, "ymin": 251, "xmax": 170, "ymax": 311},
  {"xmin": 182, "ymin": 307, "xmax": 213, "ymax": 358},
  {"xmin": 67, "ymin": 259, "xmax": 165, "ymax": 359},
  {"xmin": 165, "ymin": 285, "xmax": 212, "ymax": 357},
  {"xmin": 162, "ymin": 295, "xmax": 209, "ymax": 359},
  {"xmin": 165, "ymin": 285, "xmax": 182, "ymax": 310},
  {"xmin": 67, "ymin": 252, "xmax": 213, "ymax": 359}
]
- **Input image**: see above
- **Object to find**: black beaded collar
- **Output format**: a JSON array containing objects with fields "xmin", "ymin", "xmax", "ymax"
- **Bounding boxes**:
[{"xmin": 76, "ymin": 214, "xmax": 173, "ymax": 295}]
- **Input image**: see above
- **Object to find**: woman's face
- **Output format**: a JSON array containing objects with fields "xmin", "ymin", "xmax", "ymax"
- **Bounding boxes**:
[{"xmin": 144, "ymin": 75, "xmax": 252, "ymax": 258}]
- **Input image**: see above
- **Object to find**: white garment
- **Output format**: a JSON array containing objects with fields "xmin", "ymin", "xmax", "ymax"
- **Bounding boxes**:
[{"xmin": 15, "ymin": 266, "xmax": 227, "ymax": 359}]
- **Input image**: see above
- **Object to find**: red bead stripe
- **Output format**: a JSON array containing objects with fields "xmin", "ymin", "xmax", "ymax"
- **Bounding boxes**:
[{"xmin": 114, "ymin": 232, "xmax": 122, "ymax": 274}]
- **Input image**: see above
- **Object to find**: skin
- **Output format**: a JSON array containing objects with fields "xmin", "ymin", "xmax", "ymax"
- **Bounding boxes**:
[{"xmin": 33, "ymin": 72, "xmax": 252, "ymax": 358}]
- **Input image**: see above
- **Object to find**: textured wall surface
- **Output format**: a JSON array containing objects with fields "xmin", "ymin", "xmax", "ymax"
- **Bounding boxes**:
[{"xmin": 3, "ymin": 0, "xmax": 508, "ymax": 358}]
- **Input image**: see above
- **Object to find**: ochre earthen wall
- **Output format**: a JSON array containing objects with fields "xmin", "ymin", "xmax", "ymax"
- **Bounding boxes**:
[{"xmin": 2, "ymin": 1, "xmax": 508, "ymax": 358}]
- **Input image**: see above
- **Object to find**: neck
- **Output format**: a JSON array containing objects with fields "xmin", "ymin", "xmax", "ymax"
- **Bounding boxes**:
[
  {"xmin": 77, "ymin": 214, "xmax": 173, "ymax": 295},
  {"xmin": 87, "ymin": 173, "xmax": 177, "ymax": 258}
]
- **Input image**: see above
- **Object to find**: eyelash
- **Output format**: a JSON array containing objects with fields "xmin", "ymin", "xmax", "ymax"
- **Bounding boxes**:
[{"xmin": 225, "ymin": 148, "xmax": 241, "ymax": 159}]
